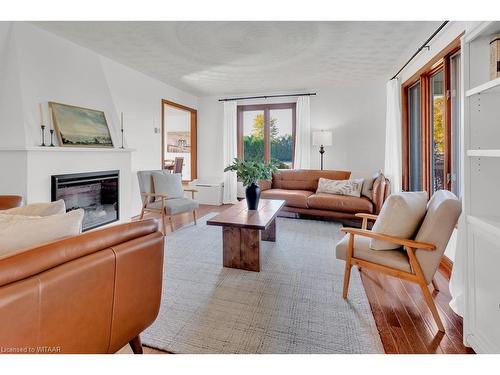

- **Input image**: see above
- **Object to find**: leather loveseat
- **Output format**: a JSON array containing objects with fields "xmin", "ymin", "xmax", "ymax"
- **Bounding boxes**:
[
  {"xmin": 0, "ymin": 219, "xmax": 164, "ymax": 354},
  {"xmin": 260, "ymin": 169, "xmax": 390, "ymax": 222}
]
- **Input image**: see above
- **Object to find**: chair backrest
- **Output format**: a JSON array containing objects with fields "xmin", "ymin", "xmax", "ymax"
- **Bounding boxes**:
[
  {"xmin": 414, "ymin": 190, "xmax": 462, "ymax": 284},
  {"xmin": 173, "ymin": 157, "xmax": 184, "ymax": 174},
  {"xmin": 137, "ymin": 170, "xmax": 162, "ymax": 203}
]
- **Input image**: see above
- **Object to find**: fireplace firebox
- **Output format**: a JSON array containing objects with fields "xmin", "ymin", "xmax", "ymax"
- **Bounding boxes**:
[{"xmin": 51, "ymin": 170, "xmax": 119, "ymax": 231}]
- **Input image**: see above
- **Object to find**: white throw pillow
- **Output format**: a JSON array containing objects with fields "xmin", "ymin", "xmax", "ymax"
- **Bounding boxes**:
[
  {"xmin": 316, "ymin": 178, "xmax": 364, "ymax": 198},
  {"xmin": 370, "ymin": 191, "xmax": 428, "ymax": 250},
  {"xmin": 0, "ymin": 209, "xmax": 84, "ymax": 259},
  {"xmin": 1, "ymin": 199, "xmax": 66, "ymax": 216},
  {"xmin": 350, "ymin": 170, "xmax": 382, "ymax": 199}
]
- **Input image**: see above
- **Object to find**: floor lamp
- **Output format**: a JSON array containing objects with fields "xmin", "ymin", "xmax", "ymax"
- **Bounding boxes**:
[{"xmin": 312, "ymin": 130, "xmax": 333, "ymax": 170}]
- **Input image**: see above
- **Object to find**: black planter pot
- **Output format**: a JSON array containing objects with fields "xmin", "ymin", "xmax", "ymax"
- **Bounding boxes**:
[{"xmin": 245, "ymin": 182, "xmax": 261, "ymax": 210}]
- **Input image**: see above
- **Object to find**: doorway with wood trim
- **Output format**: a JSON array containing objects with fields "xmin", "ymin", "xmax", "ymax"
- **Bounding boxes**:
[{"xmin": 161, "ymin": 99, "xmax": 197, "ymax": 182}]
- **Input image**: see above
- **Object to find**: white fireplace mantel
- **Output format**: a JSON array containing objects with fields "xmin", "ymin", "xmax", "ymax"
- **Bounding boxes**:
[
  {"xmin": 0, "ymin": 147, "xmax": 135, "ymax": 223},
  {"xmin": 0, "ymin": 146, "xmax": 135, "ymax": 152}
]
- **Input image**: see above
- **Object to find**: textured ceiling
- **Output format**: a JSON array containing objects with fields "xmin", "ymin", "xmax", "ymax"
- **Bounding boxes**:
[{"xmin": 33, "ymin": 21, "xmax": 439, "ymax": 96}]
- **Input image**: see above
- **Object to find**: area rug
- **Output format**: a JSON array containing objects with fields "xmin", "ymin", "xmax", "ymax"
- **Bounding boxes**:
[{"xmin": 141, "ymin": 214, "xmax": 384, "ymax": 353}]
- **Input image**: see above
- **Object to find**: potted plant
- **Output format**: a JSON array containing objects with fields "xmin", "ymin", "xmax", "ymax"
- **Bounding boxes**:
[{"xmin": 224, "ymin": 159, "xmax": 278, "ymax": 210}]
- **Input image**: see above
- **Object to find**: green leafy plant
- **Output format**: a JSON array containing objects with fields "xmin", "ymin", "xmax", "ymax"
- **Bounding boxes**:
[{"xmin": 224, "ymin": 159, "xmax": 278, "ymax": 187}]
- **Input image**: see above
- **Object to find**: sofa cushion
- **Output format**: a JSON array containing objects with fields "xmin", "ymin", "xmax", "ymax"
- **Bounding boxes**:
[
  {"xmin": 272, "ymin": 169, "xmax": 351, "ymax": 191},
  {"xmin": 261, "ymin": 189, "xmax": 313, "ymax": 208},
  {"xmin": 307, "ymin": 193, "xmax": 373, "ymax": 214},
  {"xmin": 0, "ymin": 209, "xmax": 84, "ymax": 259},
  {"xmin": 1, "ymin": 199, "xmax": 66, "ymax": 216},
  {"xmin": 370, "ymin": 191, "xmax": 428, "ymax": 250},
  {"xmin": 336, "ymin": 234, "xmax": 411, "ymax": 273}
]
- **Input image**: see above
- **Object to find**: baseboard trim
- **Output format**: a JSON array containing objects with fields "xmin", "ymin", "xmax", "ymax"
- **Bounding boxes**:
[{"xmin": 439, "ymin": 255, "xmax": 453, "ymax": 280}]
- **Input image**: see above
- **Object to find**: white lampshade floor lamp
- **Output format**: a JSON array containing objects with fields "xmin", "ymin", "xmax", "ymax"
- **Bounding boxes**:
[{"xmin": 312, "ymin": 130, "xmax": 333, "ymax": 170}]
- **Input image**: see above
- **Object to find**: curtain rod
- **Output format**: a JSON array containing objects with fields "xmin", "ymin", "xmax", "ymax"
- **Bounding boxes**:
[
  {"xmin": 390, "ymin": 21, "xmax": 449, "ymax": 81},
  {"xmin": 218, "ymin": 92, "xmax": 316, "ymax": 102}
]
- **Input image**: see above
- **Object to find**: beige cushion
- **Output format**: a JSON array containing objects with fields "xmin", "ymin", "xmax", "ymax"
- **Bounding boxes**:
[
  {"xmin": 316, "ymin": 178, "xmax": 364, "ymax": 197},
  {"xmin": 370, "ymin": 191, "xmax": 428, "ymax": 250},
  {"xmin": 0, "ymin": 209, "xmax": 84, "ymax": 259},
  {"xmin": 350, "ymin": 170, "xmax": 382, "ymax": 199},
  {"xmin": 1, "ymin": 199, "xmax": 66, "ymax": 216},
  {"xmin": 152, "ymin": 172, "xmax": 184, "ymax": 200},
  {"xmin": 336, "ymin": 234, "xmax": 411, "ymax": 273},
  {"xmin": 414, "ymin": 190, "xmax": 462, "ymax": 284}
]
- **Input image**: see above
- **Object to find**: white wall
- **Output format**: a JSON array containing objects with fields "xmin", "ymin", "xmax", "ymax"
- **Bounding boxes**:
[
  {"xmin": 397, "ymin": 22, "xmax": 471, "ymax": 83},
  {"xmin": 197, "ymin": 83, "xmax": 386, "ymax": 182},
  {"xmin": 0, "ymin": 22, "xmax": 198, "ymax": 216}
]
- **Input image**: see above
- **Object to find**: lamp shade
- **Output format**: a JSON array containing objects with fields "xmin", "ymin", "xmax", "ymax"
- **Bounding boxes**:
[{"xmin": 312, "ymin": 130, "xmax": 333, "ymax": 146}]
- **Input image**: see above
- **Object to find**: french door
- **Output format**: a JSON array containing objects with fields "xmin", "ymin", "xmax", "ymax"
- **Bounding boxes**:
[{"xmin": 402, "ymin": 43, "xmax": 461, "ymax": 197}]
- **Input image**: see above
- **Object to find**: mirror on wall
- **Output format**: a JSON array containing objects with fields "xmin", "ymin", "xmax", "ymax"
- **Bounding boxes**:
[{"xmin": 161, "ymin": 100, "xmax": 197, "ymax": 181}]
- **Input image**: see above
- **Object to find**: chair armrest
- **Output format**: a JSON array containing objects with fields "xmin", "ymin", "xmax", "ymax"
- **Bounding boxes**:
[
  {"xmin": 141, "ymin": 192, "xmax": 168, "ymax": 199},
  {"xmin": 183, "ymin": 188, "xmax": 198, "ymax": 192},
  {"xmin": 355, "ymin": 213, "xmax": 378, "ymax": 221},
  {"xmin": 340, "ymin": 227, "xmax": 435, "ymax": 250},
  {"xmin": 355, "ymin": 213, "xmax": 378, "ymax": 229}
]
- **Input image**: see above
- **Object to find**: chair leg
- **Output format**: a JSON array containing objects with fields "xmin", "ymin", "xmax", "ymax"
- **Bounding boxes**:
[
  {"xmin": 161, "ymin": 210, "xmax": 167, "ymax": 236},
  {"xmin": 139, "ymin": 208, "xmax": 145, "ymax": 220},
  {"xmin": 342, "ymin": 261, "xmax": 352, "ymax": 299},
  {"xmin": 406, "ymin": 246, "xmax": 445, "ymax": 332},
  {"xmin": 169, "ymin": 216, "xmax": 174, "ymax": 232},
  {"xmin": 342, "ymin": 234, "xmax": 354, "ymax": 299},
  {"xmin": 431, "ymin": 278, "xmax": 440, "ymax": 292},
  {"xmin": 419, "ymin": 281, "xmax": 445, "ymax": 332},
  {"xmin": 129, "ymin": 335, "xmax": 143, "ymax": 354},
  {"xmin": 193, "ymin": 210, "xmax": 197, "ymax": 225}
]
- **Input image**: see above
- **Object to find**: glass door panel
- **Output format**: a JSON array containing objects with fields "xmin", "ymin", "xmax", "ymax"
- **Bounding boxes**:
[
  {"xmin": 408, "ymin": 82, "xmax": 422, "ymax": 191},
  {"xmin": 450, "ymin": 53, "xmax": 461, "ymax": 197},
  {"xmin": 430, "ymin": 70, "xmax": 445, "ymax": 193},
  {"xmin": 269, "ymin": 108, "xmax": 294, "ymax": 169}
]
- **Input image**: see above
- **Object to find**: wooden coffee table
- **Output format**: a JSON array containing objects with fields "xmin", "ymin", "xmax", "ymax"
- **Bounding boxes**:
[{"xmin": 207, "ymin": 199, "xmax": 285, "ymax": 272}]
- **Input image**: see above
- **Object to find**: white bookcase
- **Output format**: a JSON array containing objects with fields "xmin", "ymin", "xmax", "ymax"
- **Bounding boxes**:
[{"xmin": 462, "ymin": 21, "xmax": 500, "ymax": 353}]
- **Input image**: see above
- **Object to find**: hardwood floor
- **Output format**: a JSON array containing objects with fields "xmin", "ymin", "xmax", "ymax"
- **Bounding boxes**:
[{"xmin": 132, "ymin": 205, "xmax": 472, "ymax": 354}]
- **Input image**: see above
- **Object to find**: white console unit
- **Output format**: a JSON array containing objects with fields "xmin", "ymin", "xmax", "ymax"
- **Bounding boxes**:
[{"xmin": 188, "ymin": 180, "xmax": 224, "ymax": 206}]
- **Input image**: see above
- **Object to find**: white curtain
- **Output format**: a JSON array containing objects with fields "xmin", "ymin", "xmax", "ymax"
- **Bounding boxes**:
[
  {"xmin": 384, "ymin": 79, "xmax": 402, "ymax": 192},
  {"xmin": 294, "ymin": 96, "xmax": 311, "ymax": 169},
  {"xmin": 449, "ymin": 218, "xmax": 466, "ymax": 316},
  {"xmin": 222, "ymin": 101, "xmax": 238, "ymax": 204}
]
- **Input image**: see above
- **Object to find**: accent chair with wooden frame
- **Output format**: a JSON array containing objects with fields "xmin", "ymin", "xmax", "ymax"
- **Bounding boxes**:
[
  {"xmin": 137, "ymin": 170, "xmax": 198, "ymax": 234},
  {"xmin": 336, "ymin": 190, "xmax": 461, "ymax": 332}
]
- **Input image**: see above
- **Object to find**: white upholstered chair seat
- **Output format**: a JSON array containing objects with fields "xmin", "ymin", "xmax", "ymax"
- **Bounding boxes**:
[
  {"xmin": 336, "ymin": 235, "xmax": 411, "ymax": 273},
  {"xmin": 146, "ymin": 198, "xmax": 198, "ymax": 216}
]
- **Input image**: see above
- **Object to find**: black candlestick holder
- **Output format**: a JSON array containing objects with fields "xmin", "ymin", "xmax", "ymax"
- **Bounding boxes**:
[
  {"xmin": 49, "ymin": 129, "xmax": 55, "ymax": 147},
  {"xmin": 120, "ymin": 128, "xmax": 124, "ymax": 149},
  {"xmin": 40, "ymin": 125, "xmax": 46, "ymax": 146}
]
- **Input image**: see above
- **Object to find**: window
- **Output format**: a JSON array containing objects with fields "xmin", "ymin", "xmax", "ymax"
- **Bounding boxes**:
[
  {"xmin": 402, "ymin": 35, "xmax": 462, "ymax": 196},
  {"xmin": 237, "ymin": 103, "xmax": 296, "ymax": 168}
]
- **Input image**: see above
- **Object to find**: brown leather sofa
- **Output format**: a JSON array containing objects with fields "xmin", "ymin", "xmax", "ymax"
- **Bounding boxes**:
[
  {"xmin": 0, "ymin": 219, "xmax": 164, "ymax": 354},
  {"xmin": 0, "ymin": 195, "xmax": 23, "ymax": 210},
  {"xmin": 260, "ymin": 169, "xmax": 390, "ymax": 222}
]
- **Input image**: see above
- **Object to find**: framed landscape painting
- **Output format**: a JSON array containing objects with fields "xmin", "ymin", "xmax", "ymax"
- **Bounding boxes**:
[{"xmin": 49, "ymin": 102, "xmax": 114, "ymax": 147}]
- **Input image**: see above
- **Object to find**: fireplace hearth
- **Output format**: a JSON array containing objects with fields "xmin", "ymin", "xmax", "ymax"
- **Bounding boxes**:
[{"xmin": 51, "ymin": 170, "xmax": 119, "ymax": 231}]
